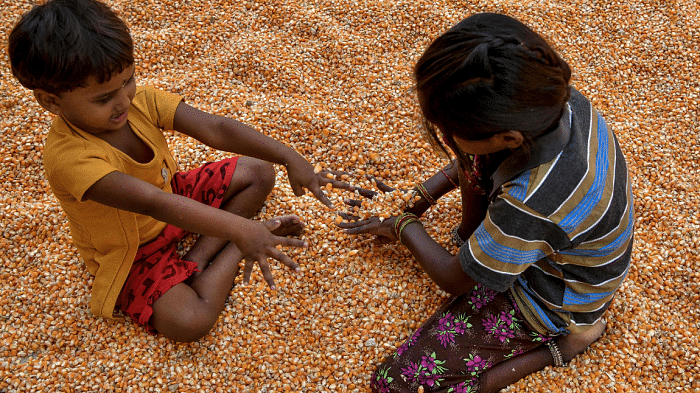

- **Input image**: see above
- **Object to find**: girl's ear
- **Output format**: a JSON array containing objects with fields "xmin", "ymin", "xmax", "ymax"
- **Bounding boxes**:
[
  {"xmin": 33, "ymin": 89, "xmax": 62, "ymax": 115},
  {"xmin": 498, "ymin": 130, "xmax": 524, "ymax": 150}
]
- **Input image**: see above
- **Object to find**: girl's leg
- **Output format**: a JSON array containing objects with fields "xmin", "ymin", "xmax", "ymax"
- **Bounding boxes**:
[{"xmin": 479, "ymin": 319, "xmax": 607, "ymax": 393}]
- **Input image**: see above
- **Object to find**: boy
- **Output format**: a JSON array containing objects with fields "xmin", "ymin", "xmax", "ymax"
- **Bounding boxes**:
[{"xmin": 8, "ymin": 0, "xmax": 347, "ymax": 342}]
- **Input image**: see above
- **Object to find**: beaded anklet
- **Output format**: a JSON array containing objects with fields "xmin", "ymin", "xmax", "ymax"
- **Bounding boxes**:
[
  {"xmin": 546, "ymin": 340, "xmax": 565, "ymax": 367},
  {"xmin": 451, "ymin": 227, "xmax": 466, "ymax": 247}
]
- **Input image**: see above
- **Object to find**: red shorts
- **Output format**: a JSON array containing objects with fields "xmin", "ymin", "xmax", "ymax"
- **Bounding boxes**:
[{"xmin": 115, "ymin": 157, "xmax": 239, "ymax": 333}]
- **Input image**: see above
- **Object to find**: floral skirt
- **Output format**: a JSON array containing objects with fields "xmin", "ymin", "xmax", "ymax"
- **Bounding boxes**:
[{"xmin": 371, "ymin": 285, "xmax": 553, "ymax": 393}]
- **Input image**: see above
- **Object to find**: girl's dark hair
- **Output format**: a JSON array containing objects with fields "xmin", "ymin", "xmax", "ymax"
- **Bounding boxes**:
[
  {"xmin": 415, "ymin": 13, "xmax": 571, "ymax": 162},
  {"xmin": 8, "ymin": 0, "xmax": 134, "ymax": 95}
]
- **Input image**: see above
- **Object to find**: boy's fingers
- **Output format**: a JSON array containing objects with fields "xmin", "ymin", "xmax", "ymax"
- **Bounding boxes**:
[
  {"xmin": 308, "ymin": 184, "xmax": 334, "ymax": 207},
  {"xmin": 336, "ymin": 217, "xmax": 375, "ymax": 229},
  {"xmin": 269, "ymin": 250, "xmax": 299, "ymax": 271},
  {"xmin": 290, "ymin": 182, "xmax": 306, "ymax": 197},
  {"xmin": 257, "ymin": 259, "xmax": 277, "ymax": 290},
  {"xmin": 274, "ymin": 236, "xmax": 308, "ymax": 249},
  {"xmin": 327, "ymin": 179, "xmax": 354, "ymax": 191},
  {"xmin": 263, "ymin": 219, "xmax": 282, "ymax": 231},
  {"xmin": 242, "ymin": 259, "xmax": 255, "ymax": 284}
]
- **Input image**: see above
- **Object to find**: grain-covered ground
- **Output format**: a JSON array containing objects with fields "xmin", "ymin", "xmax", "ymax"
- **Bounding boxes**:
[{"xmin": 1, "ymin": 0, "xmax": 698, "ymax": 392}]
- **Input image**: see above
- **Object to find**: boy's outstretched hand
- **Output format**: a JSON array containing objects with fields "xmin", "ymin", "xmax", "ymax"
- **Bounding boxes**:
[
  {"xmin": 284, "ymin": 155, "xmax": 353, "ymax": 207},
  {"xmin": 238, "ymin": 216, "xmax": 307, "ymax": 291}
]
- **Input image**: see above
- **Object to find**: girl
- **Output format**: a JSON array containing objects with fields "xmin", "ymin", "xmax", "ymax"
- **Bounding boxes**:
[{"xmin": 339, "ymin": 13, "xmax": 634, "ymax": 393}]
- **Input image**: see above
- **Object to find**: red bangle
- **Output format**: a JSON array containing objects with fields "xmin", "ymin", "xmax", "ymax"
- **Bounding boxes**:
[
  {"xmin": 441, "ymin": 168, "xmax": 459, "ymax": 189},
  {"xmin": 393, "ymin": 212, "xmax": 420, "ymax": 239},
  {"xmin": 416, "ymin": 183, "xmax": 437, "ymax": 205}
]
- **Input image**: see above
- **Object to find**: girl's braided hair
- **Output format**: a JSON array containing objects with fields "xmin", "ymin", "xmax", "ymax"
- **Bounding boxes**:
[{"xmin": 415, "ymin": 13, "xmax": 571, "ymax": 163}]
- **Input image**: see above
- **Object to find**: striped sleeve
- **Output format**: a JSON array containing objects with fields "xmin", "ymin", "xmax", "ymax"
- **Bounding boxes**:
[{"xmin": 458, "ymin": 190, "xmax": 571, "ymax": 292}]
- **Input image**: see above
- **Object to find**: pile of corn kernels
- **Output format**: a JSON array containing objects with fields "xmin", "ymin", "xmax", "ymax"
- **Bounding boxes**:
[{"xmin": 1, "ymin": 0, "xmax": 698, "ymax": 392}]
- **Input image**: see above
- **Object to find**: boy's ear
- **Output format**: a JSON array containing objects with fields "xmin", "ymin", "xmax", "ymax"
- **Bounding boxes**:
[
  {"xmin": 33, "ymin": 89, "xmax": 62, "ymax": 115},
  {"xmin": 498, "ymin": 130, "xmax": 524, "ymax": 150}
]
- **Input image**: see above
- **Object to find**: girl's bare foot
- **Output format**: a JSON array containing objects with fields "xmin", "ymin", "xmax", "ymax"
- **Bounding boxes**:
[
  {"xmin": 556, "ymin": 318, "xmax": 607, "ymax": 362},
  {"xmin": 269, "ymin": 215, "xmax": 305, "ymax": 237}
]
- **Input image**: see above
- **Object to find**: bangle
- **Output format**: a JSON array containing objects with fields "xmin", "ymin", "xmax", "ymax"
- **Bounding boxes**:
[
  {"xmin": 393, "ymin": 212, "xmax": 420, "ymax": 239},
  {"xmin": 416, "ymin": 183, "xmax": 437, "ymax": 205},
  {"xmin": 440, "ymin": 168, "xmax": 459, "ymax": 189},
  {"xmin": 546, "ymin": 340, "xmax": 565, "ymax": 367},
  {"xmin": 451, "ymin": 227, "xmax": 466, "ymax": 247},
  {"xmin": 397, "ymin": 218, "xmax": 422, "ymax": 243}
]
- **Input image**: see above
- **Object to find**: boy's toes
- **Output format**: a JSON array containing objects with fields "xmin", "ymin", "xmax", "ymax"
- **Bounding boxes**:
[
  {"xmin": 557, "ymin": 319, "xmax": 606, "ymax": 362},
  {"xmin": 270, "ymin": 215, "xmax": 305, "ymax": 237}
]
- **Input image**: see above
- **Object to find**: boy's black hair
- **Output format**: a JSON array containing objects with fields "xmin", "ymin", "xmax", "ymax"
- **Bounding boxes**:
[
  {"xmin": 8, "ymin": 0, "xmax": 134, "ymax": 95},
  {"xmin": 414, "ymin": 13, "xmax": 571, "ymax": 165}
]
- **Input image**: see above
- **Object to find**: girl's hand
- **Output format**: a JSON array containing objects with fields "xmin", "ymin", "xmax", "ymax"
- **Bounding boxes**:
[
  {"xmin": 285, "ymin": 155, "xmax": 353, "ymax": 207},
  {"xmin": 344, "ymin": 176, "xmax": 397, "ymax": 204},
  {"xmin": 336, "ymin": 214, "xmax": 400, "ymax": 243},
  {"xmin": 238, "ymin": 218, "xmax": 307, "ymax": 290}
]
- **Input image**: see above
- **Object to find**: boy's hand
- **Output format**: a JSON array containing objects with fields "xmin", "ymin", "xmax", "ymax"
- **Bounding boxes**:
[
  {"xmin": 238, "ymin": 218, "xmax": 307, "ymax": 290},
  {"xmin": 285, "ymin": 155, "xmax": 353, "ymax": 207}
]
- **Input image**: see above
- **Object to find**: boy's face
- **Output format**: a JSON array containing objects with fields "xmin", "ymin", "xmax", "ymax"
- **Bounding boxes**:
[{"xmin": 49, "ymin": 65, "xmax": 136, "ymax": 135}]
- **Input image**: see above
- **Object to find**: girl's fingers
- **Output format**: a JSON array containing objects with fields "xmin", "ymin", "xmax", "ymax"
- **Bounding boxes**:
[
  {"xmin": 337, "ymin": 212, "xmax": 360, "ymax": 222},
  {"xmin": 344, "ymin": 198, "xmax": 362, "ymax": 208},
  {"xmin": 369, "ymin": 176, "xmax": 395, "ymax": 193},
  {"xmin": 335, "ymin": 216, "xmax": 374, "ymax": 228},
  {"xmin": 353, "ymin": 187, "xmax": 377, "ymax": 199}
]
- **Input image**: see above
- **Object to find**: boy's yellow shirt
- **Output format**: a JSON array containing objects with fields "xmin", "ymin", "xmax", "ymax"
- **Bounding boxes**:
[{"xmin": 43, "ymin": 86, "xmax": 183, "ymax": 319}]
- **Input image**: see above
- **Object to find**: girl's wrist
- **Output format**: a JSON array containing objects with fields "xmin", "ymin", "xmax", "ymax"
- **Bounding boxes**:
[{"xmin": 392, "ymin": 212, "xmax": 422, "ymax": 243}]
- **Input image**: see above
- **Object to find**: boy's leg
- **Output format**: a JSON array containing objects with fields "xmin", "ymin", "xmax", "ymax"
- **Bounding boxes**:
[
  {"xmin": 145, "ymin": 157, "xmax": 273, "ymax": 342},
  {"xmin": 149, "ymin": 158, "xmax": 307, "ymax": 342},
  {"xmin": 479, "ymin": 319, "xmax": 607, "ymax": 393},
  {"xmin": 183, "ymin": 157, "xmax": 276, "ymax": 270}
]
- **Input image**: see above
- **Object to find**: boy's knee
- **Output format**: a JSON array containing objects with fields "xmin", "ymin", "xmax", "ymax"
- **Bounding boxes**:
[
  {"xmin": 238, "ymin": 157, "xmax": 276, "ymax": 193},
  {"xmin": 152, "ymin": 301, "xmax": 217, "ymax": 343},
  {"xmin": 162, "ymin": 314, "xmax": 216, "ymax": 343}
]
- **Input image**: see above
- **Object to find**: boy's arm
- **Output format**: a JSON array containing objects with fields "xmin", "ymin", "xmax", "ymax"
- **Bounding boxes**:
[
  {"xmin": 172, "ymin": 102, "xmax": 349, "ymax": 206},
  {"xmin": 83, "ymin": 170, "xmax": 306, "ymax": 267}
]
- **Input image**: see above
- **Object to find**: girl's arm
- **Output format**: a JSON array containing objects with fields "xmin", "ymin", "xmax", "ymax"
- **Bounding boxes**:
[
  {"xmin": 338, "ymin": 214, "xmax": 477, "ymax": 296},
  {"xmin": 83, "ymin": 171, "xmax": 306, "ymax": 268},
  {"xmin": 405, "ymin": 159, "xmax": 460, "ymax": 217},
  {"xmin": 399, "ymin": 223, "xmax": 478, "ymax": 296},
  {"xmin": 172, "ymin": 102, "xmax": 349, "ymax": 206}
]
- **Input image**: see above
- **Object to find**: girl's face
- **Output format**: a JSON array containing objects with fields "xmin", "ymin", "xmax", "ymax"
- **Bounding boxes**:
[
  {"xmin": 46, "ymin": 64, "xmax": 136, "ymax": 135},
  {"xmin": 452, "ymin": 132, "xmax": 523, "ymax": 156}
]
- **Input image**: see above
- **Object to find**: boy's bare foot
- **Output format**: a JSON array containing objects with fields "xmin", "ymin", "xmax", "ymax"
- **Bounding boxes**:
[
  {"xmin": 269, "ymin": 215, "xmax": 305, "ymax": 237},
  {"xmin": 556, "ymin": 318, "xmax": 607, "ymax": 362}
]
